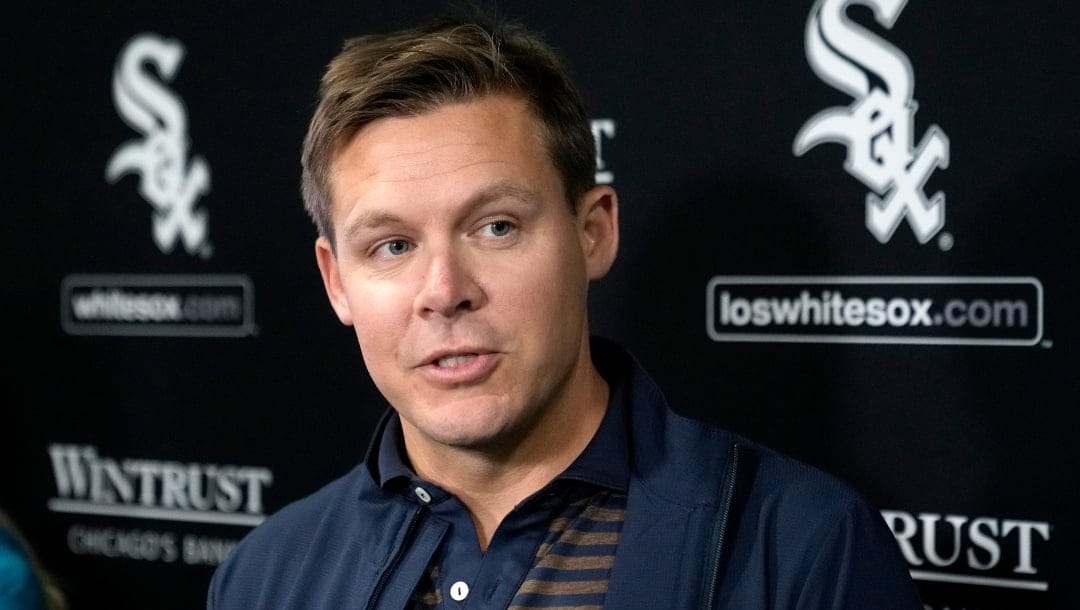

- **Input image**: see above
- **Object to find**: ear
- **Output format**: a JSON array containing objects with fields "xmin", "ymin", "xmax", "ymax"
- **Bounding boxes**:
[
  {"xmin": 314, "ymin": 236, "xmax": 355, "ymax": 326},
  {"xmin": 577, "ymin": 185, "xmax": 619, "ymax": 280}
]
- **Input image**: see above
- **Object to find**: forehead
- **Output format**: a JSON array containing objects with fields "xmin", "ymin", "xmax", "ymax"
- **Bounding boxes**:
[{"xmin": 328, "ymin": 95, "xmax": 553, "ymax": 209}]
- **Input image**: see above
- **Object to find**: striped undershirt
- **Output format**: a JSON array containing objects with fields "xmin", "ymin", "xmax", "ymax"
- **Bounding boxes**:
[{"xmin": 411, "ymin": 489, "xmax": 627, "ymax": 609}]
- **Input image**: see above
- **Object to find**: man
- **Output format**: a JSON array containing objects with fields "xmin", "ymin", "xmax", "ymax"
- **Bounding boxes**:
[{"xmin": 208, "ymin": 12, "xmax": 923, "ymax": 609}]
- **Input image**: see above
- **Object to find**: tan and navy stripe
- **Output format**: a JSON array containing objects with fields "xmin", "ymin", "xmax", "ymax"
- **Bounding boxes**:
[{"xmin": 507, "ymin": 490, "xmax": 627, "ymax": 609}]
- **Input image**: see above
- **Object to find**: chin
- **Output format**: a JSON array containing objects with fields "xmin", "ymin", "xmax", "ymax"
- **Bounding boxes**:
[
  {"xmin": 410, "ymin": 397, "xmax": 523, "ymax": 448},
  {"xmin": 430, "ymin": 416, "xmax": 517, "ymax": 449}
]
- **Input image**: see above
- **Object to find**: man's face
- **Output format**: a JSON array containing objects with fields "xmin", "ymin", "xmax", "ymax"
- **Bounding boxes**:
[{"xmin": 316, "ymin": 95, "xmax": 617, "ymax": 455}]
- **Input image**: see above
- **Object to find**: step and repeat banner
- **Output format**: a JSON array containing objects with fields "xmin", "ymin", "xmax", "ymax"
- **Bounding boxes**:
[{"xmin": 4, "ymin": 2, "xmax": 1077, "ymax": 609}]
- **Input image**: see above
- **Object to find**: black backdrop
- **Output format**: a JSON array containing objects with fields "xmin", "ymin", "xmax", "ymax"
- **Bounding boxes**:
[{"xmin": 4, "ymin": 2, "xmax": 1078, "ymax": 609}]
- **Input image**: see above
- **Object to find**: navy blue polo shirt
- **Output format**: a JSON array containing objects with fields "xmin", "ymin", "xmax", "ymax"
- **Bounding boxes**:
[{"xmin": 374, "ymin": 367, "xmax": 631, "ymax": 608}]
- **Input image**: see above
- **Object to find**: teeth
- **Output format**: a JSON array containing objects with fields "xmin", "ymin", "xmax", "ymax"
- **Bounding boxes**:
[{"xmin": 436, "ymin": 354, "xmax": 478, "ymax": 368}]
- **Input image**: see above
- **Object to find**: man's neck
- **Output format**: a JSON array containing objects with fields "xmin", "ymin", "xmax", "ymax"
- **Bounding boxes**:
[{"xmin": 403, "ymin": 360, "xmax": 610, "ymax": 552}]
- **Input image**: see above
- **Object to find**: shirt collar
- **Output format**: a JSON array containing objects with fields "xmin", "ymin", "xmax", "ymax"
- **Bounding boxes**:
[
  {"xmin": 374, "ymin": 414, "xmax": 415, "ymax": 488},
  {"xmin": 554, "ymin": 351, "xmax": 630, "ymax": 492},
  {"xmin": 368, "ymin": 336, "xmax": 632, "ymax": 494}
]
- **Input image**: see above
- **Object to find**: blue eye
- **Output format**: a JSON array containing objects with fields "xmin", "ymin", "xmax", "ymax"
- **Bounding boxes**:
[
  {"xmin": 488, "ymin": 220, "xmax": 513, "ymax": 236},
  {"xmin": 382, "ymin": 240, "xmax": 410, "ymax": 256}
]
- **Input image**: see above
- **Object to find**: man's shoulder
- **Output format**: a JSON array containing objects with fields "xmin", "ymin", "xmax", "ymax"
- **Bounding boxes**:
[
  {"xmin": 652, "ymin": 404, "xmax": 867, "ymax": 511},
  {"xmin": 598, "ymin": 339, "xmax": 921, "ymax": 606},
  {"xmin": 245, "ymin": 462, "xmax": 369, "ymax": 545},
  {"xmin": 208, "ymin": 463, "xmax": 377, "ymax": 606},
  {"xmin": 732, "ymin": 429, "xmax": 872, "ymax": 528},
  {"xmin": 653, "ymin": 409, "xmax": 919, "ymax": 586},
  {"xmin": 608, "ymin": 337, "xmax": 871, "ymax": 516}
]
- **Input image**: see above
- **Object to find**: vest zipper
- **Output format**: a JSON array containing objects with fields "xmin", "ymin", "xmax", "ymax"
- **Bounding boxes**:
[
  {"xmin": 704, "ymin": 443, "xmax": 740, "ymax": 609},
  {"xmin": 365, "ymin": 505, "xmax": 424, "ymax": 610}
]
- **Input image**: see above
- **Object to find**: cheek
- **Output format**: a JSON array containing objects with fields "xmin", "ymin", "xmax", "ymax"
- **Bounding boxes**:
[
  {"xmin": 500, "ymin": 242, "xmax": 587, "ymax": 322},
  {"xmin": 345, "ymin": 280, "xmax": 411, "ymax": 350}
]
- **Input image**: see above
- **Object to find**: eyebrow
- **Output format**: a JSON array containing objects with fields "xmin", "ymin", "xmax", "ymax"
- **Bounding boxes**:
[{"xmin": 340, "ymin": 180, "xmax": 540, "ymax": 243}]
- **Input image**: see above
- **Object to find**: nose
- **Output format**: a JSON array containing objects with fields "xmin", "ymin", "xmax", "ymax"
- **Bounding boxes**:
[{"xmin": 413, "ymin": 243, "xmax": 485, "ymax": 318}]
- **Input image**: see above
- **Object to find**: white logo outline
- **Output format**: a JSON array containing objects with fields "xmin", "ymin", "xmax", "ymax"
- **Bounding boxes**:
[
  {"xmin": 106, "ymin": 33, "xmax": 211, "ymax": 257},
  {"xmin": 793, "ymin": 0, "xmax": 949, "ymax": 244}
]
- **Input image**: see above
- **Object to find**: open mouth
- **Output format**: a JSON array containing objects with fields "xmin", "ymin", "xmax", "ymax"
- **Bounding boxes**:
[{"xmin": 435, "ymin": 353, "xmax": 478, "ymax": 368}]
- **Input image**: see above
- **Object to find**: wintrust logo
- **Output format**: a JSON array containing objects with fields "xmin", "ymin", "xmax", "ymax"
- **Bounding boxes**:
[
  {"xmin": 106, "ymin": 33, "xmax": 211, "ymax": 258},
  {"xmin": 47, "ymin": 444, "xmax": 270, "ymax": 565},
  {"xmin": 882, "ymin": 510, "xmax": 1052, "ymax": 592},
  {"xmin": 47, "ymin": 444, "xmax": 271, "ymax": 527},
  {"xmin": 793, "ymin": 0, "xmax": 949, "ymax": 245}
]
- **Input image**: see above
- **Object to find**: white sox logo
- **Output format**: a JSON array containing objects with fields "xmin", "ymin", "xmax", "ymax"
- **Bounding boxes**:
[
  {"xmin": 793, "ymin": 0, "xmax": 949, "ymax": 245},
  {"xmin": 106, "ymin": 33, "xmax": 211, "ymax": 257}
]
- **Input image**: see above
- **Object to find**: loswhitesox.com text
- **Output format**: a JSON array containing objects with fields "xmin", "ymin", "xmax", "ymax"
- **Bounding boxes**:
[
  {"xmin": 715, "ymin": 291, "xmax": 1027, "ymax": 329},
  {"xmin": 705, "ymin": 277, "xmax": 1042, "ymax": 345}
]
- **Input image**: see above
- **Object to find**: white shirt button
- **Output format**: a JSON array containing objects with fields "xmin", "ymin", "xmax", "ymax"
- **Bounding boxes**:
[
  {"xmin": 450, "ymin": 580, "xmax": 469, "ymax": 602},
  {"xmin": 413, "ymin": 486, "xmax": 431, "ymax": 503}
]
